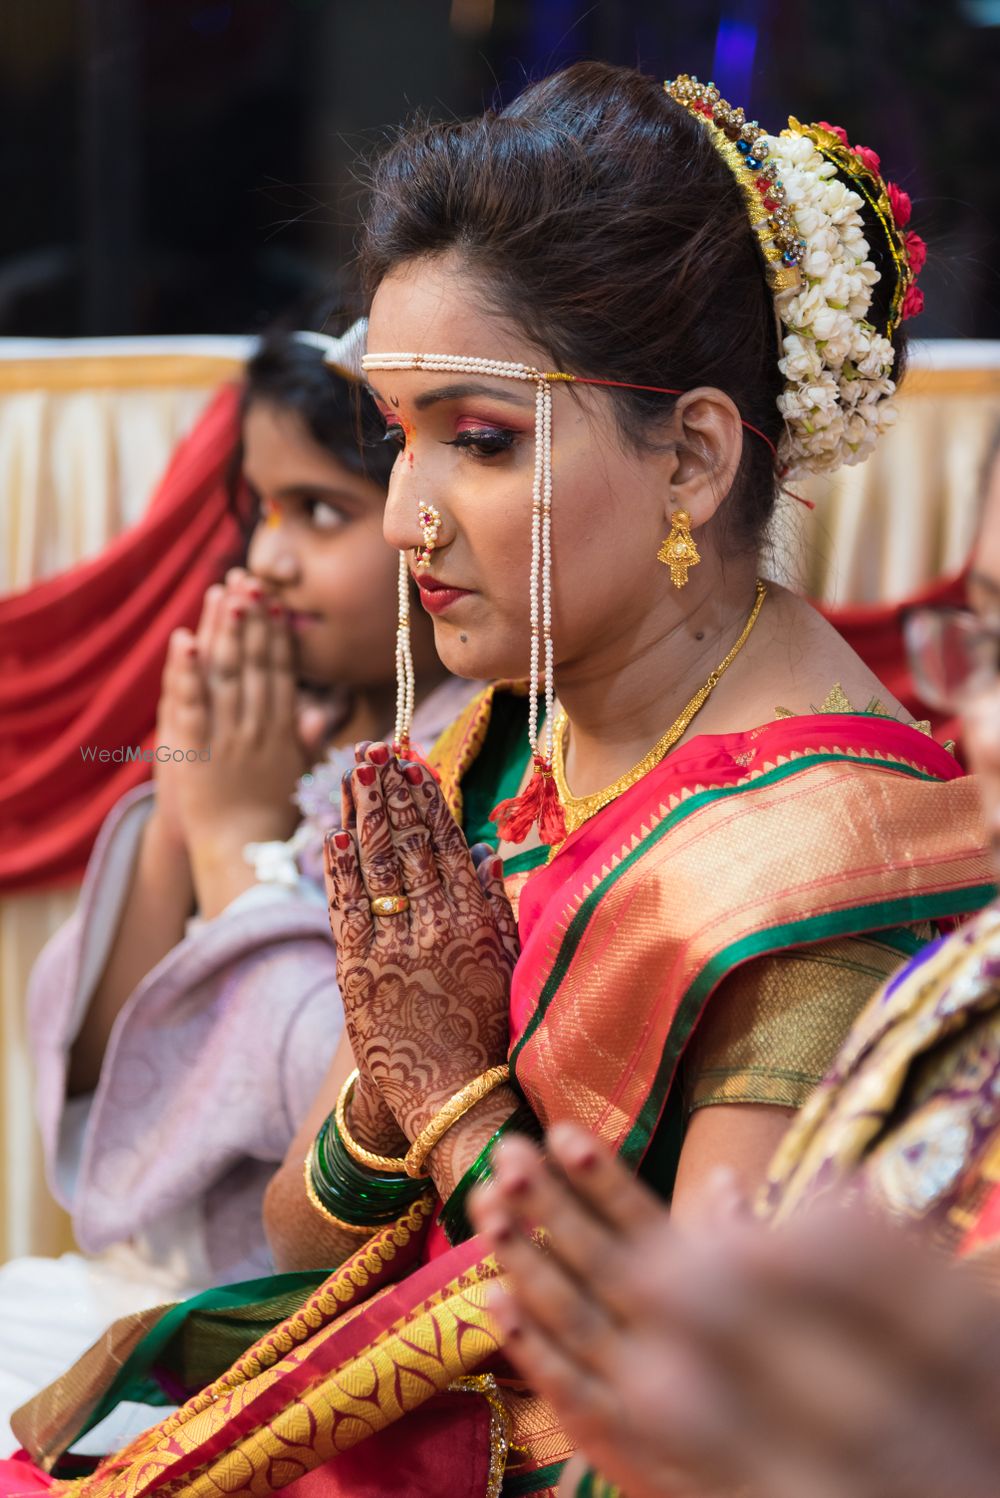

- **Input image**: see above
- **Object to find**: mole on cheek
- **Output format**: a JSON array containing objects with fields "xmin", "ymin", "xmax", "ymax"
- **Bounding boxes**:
[{"xmin": 460, "ymin": 633, "xmax": 469, "ymax": 644}]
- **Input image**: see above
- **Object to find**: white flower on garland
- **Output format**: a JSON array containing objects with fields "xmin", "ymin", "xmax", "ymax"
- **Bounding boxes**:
[{"xmin": 763, "ymin": 127, "xmax": 898, "ymax": 477}]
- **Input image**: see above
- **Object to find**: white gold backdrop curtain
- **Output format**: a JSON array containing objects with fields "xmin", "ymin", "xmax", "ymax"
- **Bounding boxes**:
[
  {"xmin": 0, "ymin": 336, "xmax": 997, "ymax": 1263},
  {"xmin": 775, "ymin": 342, "xmax": 1000, "ymax": 604}
]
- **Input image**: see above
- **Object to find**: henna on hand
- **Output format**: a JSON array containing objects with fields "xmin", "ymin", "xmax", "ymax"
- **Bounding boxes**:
[
  {"xmin": 324, "ymin": 744, "xmax": 519, "ymax": 1169},
  {"xmin": 347, "ymin": 1065, "xmax": 409, "ymax": 1157}
]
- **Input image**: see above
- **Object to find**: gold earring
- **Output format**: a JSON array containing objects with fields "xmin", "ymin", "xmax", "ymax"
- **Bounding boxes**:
[{"xmin": 657, "ymin": 509, "xmax": 701, "ymax": 589}]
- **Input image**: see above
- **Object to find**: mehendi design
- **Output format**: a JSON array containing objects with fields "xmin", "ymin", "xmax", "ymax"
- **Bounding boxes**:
[{"xmin": 324, "ymin": 749, "xmax": 519, "ymax": 1173}]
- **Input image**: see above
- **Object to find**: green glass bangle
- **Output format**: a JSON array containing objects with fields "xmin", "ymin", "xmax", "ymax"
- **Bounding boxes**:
[
  {"xmin": 310, "ymin": 1113, "xmax": 427, "ymax": 1228},
  {"xmin": 437, "ymin": 1101, "xmax": 541, "ymax": 1246},
  {"xmin": 316, "ymin": 1119, "xmax": 425, "ymax": 1208},
  {"xmin": 319, "ymin": 1116, "xmax": 425, "ymax": 1202},
  {"xmin": 309, "ymin": 1156, "xmax": 417, "ymax": 1228}
]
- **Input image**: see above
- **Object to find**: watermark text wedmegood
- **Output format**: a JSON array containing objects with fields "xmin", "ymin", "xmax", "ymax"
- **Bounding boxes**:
[{"xmin": 79, "ymin": 745, "xmax": 211, "ymax": 764}]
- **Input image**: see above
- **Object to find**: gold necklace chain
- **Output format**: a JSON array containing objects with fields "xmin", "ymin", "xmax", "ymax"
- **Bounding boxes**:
[{"xmin": 552, "ymin": 579, "xmax": 768, "ymax": 836}]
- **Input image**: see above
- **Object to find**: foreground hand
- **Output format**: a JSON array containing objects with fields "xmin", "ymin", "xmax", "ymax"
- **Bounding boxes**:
[
  {"xmin": 323, "ymin": 742, "xmax": 519, "ymax": 1156},
  {"xmin": 472, "ymin": 1127, "xmax": 1000, "ymax": 1498}
]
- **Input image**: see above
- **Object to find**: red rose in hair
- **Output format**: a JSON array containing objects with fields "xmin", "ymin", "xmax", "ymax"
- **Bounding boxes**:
[
  {"xmin": 901, "ymin": 283, "xmax": 925, "ymax": 320},
  {"xmin": 905, "ymin": 231, "xmax": 927, "ymax": 276},
  {"xmin": 818, "ymin": 120, "xmax": 849, "ymax": 146},
  {"xmin": 887, "ymin": 182, "xmax": 912, "ymax": 228},
  {"xmin": 852, "ymin": 143, "xmax": 881, "ymax": 174}
]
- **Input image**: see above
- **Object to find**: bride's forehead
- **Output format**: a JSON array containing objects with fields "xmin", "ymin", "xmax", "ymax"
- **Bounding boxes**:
[{"xmin": 366, "ymin": 263, "xmax": 533, "ymax": 367}]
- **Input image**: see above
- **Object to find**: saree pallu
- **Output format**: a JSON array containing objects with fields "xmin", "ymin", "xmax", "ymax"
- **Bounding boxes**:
[{"xmin": 7, "ymin": 703, "xmax": 994, "ymax": 1498}]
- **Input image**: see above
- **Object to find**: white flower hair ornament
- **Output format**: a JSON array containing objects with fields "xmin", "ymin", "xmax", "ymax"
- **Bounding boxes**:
[{"xmin": 665, "ymin": 77, "xmax": 925, "ymax": 480}]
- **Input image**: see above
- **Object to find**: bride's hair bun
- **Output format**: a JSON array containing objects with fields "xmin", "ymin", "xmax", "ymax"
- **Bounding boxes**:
[{"xmin": 666, "ymin": 76, "xmax": 924, "ymax": 478}]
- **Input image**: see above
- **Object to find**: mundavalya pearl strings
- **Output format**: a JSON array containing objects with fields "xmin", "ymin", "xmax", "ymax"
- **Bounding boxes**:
[{"xmin": 362, "ymin": 354, "xmax": 561, "ymax": 832}]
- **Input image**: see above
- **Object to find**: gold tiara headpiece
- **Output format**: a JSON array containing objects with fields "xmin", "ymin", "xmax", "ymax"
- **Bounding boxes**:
[{"xmin": 665, "ymin": 75, "xmax": 803, "ymax": 294}]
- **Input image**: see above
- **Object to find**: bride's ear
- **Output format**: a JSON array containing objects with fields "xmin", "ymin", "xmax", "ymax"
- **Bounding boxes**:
[{"xmin": 656, "ymin": 387, "xmax": 745, "ymax": 533}]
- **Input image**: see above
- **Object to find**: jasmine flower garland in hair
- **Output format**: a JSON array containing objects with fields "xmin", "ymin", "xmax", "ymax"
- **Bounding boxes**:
[
  {"xmin": 766, "ymin": 128, "xmax": 897, "ymax": 477},
  {"xmin": 665, "ymin": 79, "xmax": 925, "ymax": 483}
]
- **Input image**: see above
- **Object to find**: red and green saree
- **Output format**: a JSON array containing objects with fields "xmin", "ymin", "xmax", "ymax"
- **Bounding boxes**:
[{"xmin": 5, "ymin": 686, "xmax": 993, "ymax": 1498}]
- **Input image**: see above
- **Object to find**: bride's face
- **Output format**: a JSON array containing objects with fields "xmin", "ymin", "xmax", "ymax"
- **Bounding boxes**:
[{"xmin": 365, "ymin": 253, "xmax": 674, "ymax": 685}]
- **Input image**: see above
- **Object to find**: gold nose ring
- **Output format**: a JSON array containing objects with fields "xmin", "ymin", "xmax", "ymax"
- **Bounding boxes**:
[{"xmin": 415, "ymin": 504, "xmax": 442, "ymax": 569}]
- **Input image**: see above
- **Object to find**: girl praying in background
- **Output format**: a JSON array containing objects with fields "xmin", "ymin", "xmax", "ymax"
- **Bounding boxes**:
[{"xmin": 0, "ymin": 326, "xmax": 472, "ymax": 1452}]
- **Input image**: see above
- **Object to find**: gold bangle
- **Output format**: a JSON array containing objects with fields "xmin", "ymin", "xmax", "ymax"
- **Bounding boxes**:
[
  {"xmin": 335, "ymin": 1069, "xmax": 412, "ymax": 1173},
  {"xmin": 404, "ymin": 1064, "xmax": 511, "ymax": 1179},
  {"xmin": 302, "ymin": 1145, "xmax": 377, "ymax": 1237}
]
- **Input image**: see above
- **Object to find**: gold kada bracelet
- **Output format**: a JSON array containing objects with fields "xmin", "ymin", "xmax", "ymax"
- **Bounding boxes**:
[
  {"xmin": 335, "ymin": 1068, "xmax": 411, "ymax": 1174},
  {"xmin": 404, "ymin": 1064, "xmax": 511, "ymax": 1179}
]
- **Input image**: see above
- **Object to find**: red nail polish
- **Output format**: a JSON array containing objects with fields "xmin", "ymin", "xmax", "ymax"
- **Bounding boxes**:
[
  {"xmin": 571, "ymin": 1148, "xmax": 599, "ymax": 1172},
  {"xmin": 268, "ymin": 602, "xmax": 284, "ymax": 618},
  {"xmin": 246, "ymin": 584, "xmax": 263, "ymax": 601},
  {"xmin": 491, "ymin": 857, "xmax": 504, "ymax": 879},
  {"xmin": 356, "ymin": 765, "xmax": 377, "ymax": 786},
  {"xmin": 231, "ymin": 604, "xmax": 246, "ymax": 620},
  {"xmin": 333, "ymin": 831, "xmax": 352, "ymax": 850},
  {"xmin": 368, "ymin": 743, "xmax": 390, "ymax": 766},
  {"xmin": 403, "ymin": 765, "xmax": 423, "ymax": 785}
]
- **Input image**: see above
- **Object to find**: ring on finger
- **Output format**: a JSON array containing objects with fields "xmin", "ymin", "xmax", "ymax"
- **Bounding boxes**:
[{"xmin": 370, "ymin": 894, "xmax": 410, "ymax": 916}]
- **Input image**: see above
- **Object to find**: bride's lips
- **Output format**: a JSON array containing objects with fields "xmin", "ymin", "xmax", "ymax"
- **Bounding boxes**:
[{"xmin": 414, "ymin": 573, "xmax": 473, "ymax": 616}]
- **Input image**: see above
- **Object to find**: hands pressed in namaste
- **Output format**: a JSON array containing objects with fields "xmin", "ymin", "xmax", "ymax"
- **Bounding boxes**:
[{"xmin": 324, "ymin": 740, "xmax": 521, "ymax": 1192}]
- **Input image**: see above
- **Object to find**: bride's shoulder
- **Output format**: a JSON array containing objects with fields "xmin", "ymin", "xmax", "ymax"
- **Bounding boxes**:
[{"xmin": 752, "ymin": 585, "xmax": 909, "ymax": 723}]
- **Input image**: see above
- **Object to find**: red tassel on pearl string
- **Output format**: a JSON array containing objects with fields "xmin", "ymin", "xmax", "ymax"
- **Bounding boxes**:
[{"xmin": 490, "ymin": 757, "xmax": 566, "ymax": 846}]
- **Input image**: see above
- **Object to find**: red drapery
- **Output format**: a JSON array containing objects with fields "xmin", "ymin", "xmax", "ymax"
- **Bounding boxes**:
[
  {"xmin": 0, "ymin": 384, "xmax": 243, "ymax": 893},
  {"xmin": 0, "ymin": 380, "xmax": 966, "ymax": 894}
]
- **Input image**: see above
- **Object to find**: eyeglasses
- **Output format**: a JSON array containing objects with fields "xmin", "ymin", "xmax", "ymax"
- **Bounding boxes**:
[{"xmin": 903, "ymin": 606, "xmax": 1000, "ymax": 712}]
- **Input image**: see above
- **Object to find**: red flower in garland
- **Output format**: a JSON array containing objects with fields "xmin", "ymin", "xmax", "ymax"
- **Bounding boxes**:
[
  {"xmin": 887, "ymin": 182, "xmax": 912, "ymax": 229},
  {"xmin": 905, "ymin": 230, "xmax": 928, "ymax": 276},
  {"xmin": 818, "ymin": 119, "xmax": 849, "ymax": 146},
  {"xmin": 901, "ymin": 283, "xmax": 925, "ymax": 320},
  {"xmin": 851, "ymin": 143, "xmax": 882, "ymax": 174}
]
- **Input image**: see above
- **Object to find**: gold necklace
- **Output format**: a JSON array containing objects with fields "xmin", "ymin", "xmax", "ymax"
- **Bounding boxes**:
[{"xmin": 552, "ymin": 579, "xmax": 768, "ymax": 837}]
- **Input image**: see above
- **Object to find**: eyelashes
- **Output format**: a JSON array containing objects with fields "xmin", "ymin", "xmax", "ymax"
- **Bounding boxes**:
[
  {"xmin": 377, "ymin": 422, "xmax": 518, "ymax": 460},
  {"xmin": 443, "ymin": 428, "xmax": 516, "ymax": 458}
]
